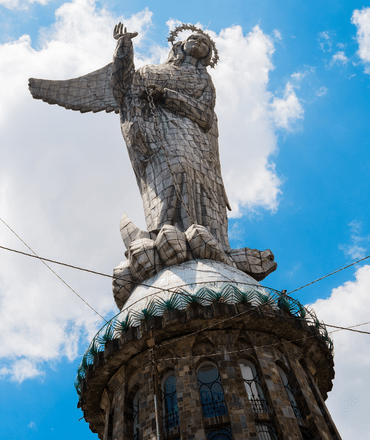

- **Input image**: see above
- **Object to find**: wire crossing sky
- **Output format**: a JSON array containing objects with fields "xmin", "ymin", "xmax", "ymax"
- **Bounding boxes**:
[{"xmin": 1, "ymin": 1, "xmax": 370, "ymax": 439}]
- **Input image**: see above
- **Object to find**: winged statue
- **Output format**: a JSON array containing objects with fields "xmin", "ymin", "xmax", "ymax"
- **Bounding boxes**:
[{"xmin": 29, "ymin": 23, "xmax": 277, "ymax": 308}]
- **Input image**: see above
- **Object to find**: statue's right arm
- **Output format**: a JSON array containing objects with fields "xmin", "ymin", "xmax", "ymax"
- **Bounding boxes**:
[{"xmin": 110, "ymin": 23, "xmax": 138, "ymax": 107}]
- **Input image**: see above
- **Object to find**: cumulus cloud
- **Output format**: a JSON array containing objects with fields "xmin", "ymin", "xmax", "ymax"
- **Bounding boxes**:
[
  {"xmin": 0, "ymin": 0, "xmax": 153, "ymax": 382},
  {"xmin": 352, "ymin": 7, "xmax": 370, "ymax": 73},
  {"xmin": 210, "ymin": 25, "xmax": 283, "ymax": 215},
  {"xmin": 0, "ymin": 1, "xmax": 304, "ymax": 379},
  {"xmin": 270, "ymin": 82, "xmax": 304, "ymax": 130},
  {"xmin": 311, "ymin": 264, "xmax": 370, "ymax": 439}
]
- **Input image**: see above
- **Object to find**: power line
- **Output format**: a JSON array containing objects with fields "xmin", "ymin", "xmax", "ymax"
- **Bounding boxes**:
[
  {"xmin": 2, "ymin": 225, "xmax": 370, "ymax": 336},
  {"xmin": 3, "ymin": 236, "xmax": 370, "ymax": 299},
  {"xmin": 0, "ymin": 218, "xmax": 107, "ymax": 322},
  {"xmin": 330, "ymin": 320, "xmax": 370, "ymax": 335},
  {"xmin": 288, "ymin": 253, "xmax": 370, "ymax": 294},
  {"xmin": 0, "ymin": 243, "xmax": 265, "ymax": 295},
  {"xmin": 0, "ymin": 244, "xmax": 113, "ymax": 279}
]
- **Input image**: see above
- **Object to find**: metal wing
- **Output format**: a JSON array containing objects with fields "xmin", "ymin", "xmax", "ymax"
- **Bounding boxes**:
[{"xmin": 28, "ymin": 63, "xmax": 119, "ymax": 114}]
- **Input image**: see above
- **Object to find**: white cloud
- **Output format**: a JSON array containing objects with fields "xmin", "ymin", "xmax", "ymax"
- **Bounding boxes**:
[
  {"xmin": 0, "ymin": 0, "xmax": 48, "ymax": 11},
  {"xmin": 291, "ymin": 71, "xmax": 306, "ymax": 81},
  {"xmin": 0, "ymin": 359, "xmax": 43, "ymax": 382},
  {"xmin": 28, "ymin": 421, "xmax": 37, "ymax": 429},
  {"xmin": 318, "ymin": 31, "xmax": 334, "ymax": 53},
  {"xmin": 164, "ymin": 22, "xmax": 303, "ymax": 215},
  {"xmin": 273, "ymin": 29, "xmax": 282, "ymax": 41},
  {"xmin": 316, "ymin": 86, "xmax": 328, "ymax": 97},
  {"xmin": 339, "ymin": 220, "xmax": 370, "ymax": 259},
  {"xmin": 331, "ymin": 51, "xmax": 349, "ymax": 65},
  {"xmin": 352, "ymin": 7, "xmax": 370, "ymax": 74},
  {"xmin": 0, "ymin": 0, "xmax": 153, "ymax": 381},
  {"xmin": 211, "ymin": 25, "xmax": 283, "ymax": 215},
  {"xmin": 270, "ymin": 82, "xmax": 304, "ymax": 130},
  {"xmin": 290, "ymin": 66, "xmax": 315, "ymax": 82},
  {"xmin": 0, "ymin": 2, "xmax": 303, "ymax": 377},
  {"xmin": 311, "ymin": 264, "xmax": 370, "ymax": 439}
]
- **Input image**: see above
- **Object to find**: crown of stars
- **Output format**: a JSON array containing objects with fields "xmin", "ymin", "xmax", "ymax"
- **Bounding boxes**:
[{"xmin": 167, "ymin": 23, "xmax": 219, "ymax": 68}]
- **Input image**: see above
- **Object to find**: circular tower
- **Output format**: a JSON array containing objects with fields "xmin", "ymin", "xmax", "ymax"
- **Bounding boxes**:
[{"xmin": 76, "ymin": 259, "xmax": 341, "ymax": 440}]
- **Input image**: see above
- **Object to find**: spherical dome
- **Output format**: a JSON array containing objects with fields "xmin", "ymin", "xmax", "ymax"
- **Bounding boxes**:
[{"xmin": 118, "ymin": 259, "xmax": 262, "ymax": 319}]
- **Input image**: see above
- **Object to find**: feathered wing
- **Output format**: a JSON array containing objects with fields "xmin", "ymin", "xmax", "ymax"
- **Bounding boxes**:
[{"xmin": 28, "ymin": 63, "xmax": 119, "ymax": 114}]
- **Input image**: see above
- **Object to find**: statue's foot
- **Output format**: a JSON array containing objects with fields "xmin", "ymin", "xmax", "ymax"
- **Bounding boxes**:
[
  {"xmin": 112, "ymin": 219, "xmax": 238, "ymax": 310},
  {"xmin": 185, "ymin": 224, "xmax": 234, "ymax": 267},
  {"xmin": 113, "ymin": 215, "xmax": 276, "ymax": 311},
  {"xmin": 229, "ymin": 248, "xmax": 277, "ymax": 281}
]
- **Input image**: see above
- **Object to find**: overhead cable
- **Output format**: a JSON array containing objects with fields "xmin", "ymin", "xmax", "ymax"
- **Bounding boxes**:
[
  {"xmin": 288, "ymin": 253, "xmax": 370, "ymax": 294},
  {"xmin": 2, "ymin": 229, "xmax": 370, "ymax": 334},
  {"xmin": 0, "ymin": 218, "xmax": 107, "ymax": 322}
]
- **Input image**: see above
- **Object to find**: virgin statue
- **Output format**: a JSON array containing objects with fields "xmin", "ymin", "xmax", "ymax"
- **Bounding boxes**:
[
  {"xmin": 29, "ymin": 23, "xmax": 277, "ymax": 301},
  {"xmin": 29, "ymin": 23, "xmax": 231, "ymax": 251}
]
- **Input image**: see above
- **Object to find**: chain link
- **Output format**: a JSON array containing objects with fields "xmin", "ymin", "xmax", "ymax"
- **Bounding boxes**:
[{"xmin": 145, "ymin": 87, "xmax": 194, "ymax": 224}]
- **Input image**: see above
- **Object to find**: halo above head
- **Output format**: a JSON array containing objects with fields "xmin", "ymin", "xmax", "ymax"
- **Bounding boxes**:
[{"xmin": 167, "ymin": 23, "xmax": 219, "ymax": 68}]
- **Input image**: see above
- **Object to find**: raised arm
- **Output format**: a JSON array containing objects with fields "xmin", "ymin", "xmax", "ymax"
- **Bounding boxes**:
[{"xmin": 110, "ymin": 23, "xmax": 138, "ymax": 107}]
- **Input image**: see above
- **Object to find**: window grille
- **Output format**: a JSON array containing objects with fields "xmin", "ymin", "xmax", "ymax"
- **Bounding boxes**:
[
  {"xmin": 132, "ymin": 390, "xmax": 140, "ymax": 440},
  {"xmin": 206, "ymin": 426, "xmax": 233, "ymax": 440},
  {"xmin": 256, "ymin": 423, "xmax": 278, "ymax": 440},
  {"xmin": 197, "ymin": 364, "xmax": 228, "ymax": 418},
  {"xmin": 162, "ymin": 373, "xmax": 179, "ymax": 431},
  {"xmin": 239, "ymin": 360, "xmax": 269, "ymax": 413},
  {"xmin": 276, "ymin": 365, "xmax": 303, "ymax": 425}
]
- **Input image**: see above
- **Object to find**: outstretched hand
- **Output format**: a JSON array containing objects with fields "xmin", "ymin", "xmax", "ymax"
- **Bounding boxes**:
[{"xmin": 113, "ymin": 22, "xmax": 138, "ymax": 40}]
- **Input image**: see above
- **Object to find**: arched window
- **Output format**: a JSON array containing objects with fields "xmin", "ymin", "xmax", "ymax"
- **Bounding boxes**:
[
  {"xmin": 256, "ymin": 423, "xmax": 278, "ymax": 440},
  {"xmin": 162, "ymin": 372, "xmax": 179, "ymax": 431},
  {"xmin": 239, "ymin": 360, "xmax": 268, "ymax": 413},
  {"xmin": 206, "ymin": 427, "xmax": 233, "ymax": 440},
  {"xmin": 197, "ymin": 363, "xmax": 228, "ymax": 418},
  {"xmin": 132, "ymin": 390, "xmax": 140, "ymax": 440},
  {"xmin": 276, "ymin": 365, "xmax": 303, "ymax": 425}
]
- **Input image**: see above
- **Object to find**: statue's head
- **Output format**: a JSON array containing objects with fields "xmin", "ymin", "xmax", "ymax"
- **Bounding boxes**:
[
  {"xmin": 182, "ymin": 33, "xmax": 212, "ymax": 62},
  {"xmin": 166, "ymin": 24, "xmax": 219, "ymax": 69}
]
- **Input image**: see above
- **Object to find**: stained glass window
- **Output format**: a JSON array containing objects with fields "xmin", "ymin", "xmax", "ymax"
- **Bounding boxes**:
[
  {"xmin": 256, "ymin": 423, "xmax": 278, "ymax": 440},
  {"xmin": 162, "ymin": 373, "xmax": 179, "ymax": 431},
  {"xmin": 132, "ymin": 390, "xmax": 140, "ymax": 440},
  {"xmin": 206, "ymin": 426, "xmax": 233, "ymax": 440},
  {"xmin": 197, "ymin": 363, "xmax": 228, "ymax": 418},
  {"xmin": 239, "ymin": 360, "xmax": 269, "ymax": 413},
  {"xmin": 276, "ymin": 365, "xmax": 303, "ymax": 425}
]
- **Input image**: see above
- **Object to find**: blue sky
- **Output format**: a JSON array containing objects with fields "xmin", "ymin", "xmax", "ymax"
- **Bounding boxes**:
[{"xmin": 1, "ymin": 0, "xmax": 370, "ymax": 439}]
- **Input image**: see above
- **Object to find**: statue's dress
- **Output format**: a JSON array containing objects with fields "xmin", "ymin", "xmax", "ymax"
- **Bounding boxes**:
[{"xmin": 111, "ymin": 37, "xmax": 230, "ymax": 250}]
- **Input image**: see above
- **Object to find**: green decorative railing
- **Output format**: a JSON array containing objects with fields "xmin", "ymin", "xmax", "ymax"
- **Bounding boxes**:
[{"xmin": 75, "ymin": 283, "xmax": 333, "ymax": 397}]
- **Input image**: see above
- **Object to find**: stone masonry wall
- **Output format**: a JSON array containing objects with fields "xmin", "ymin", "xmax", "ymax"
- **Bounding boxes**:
[{"xmin": 93, "ymin": 327, "xmax": 340, "ymax": 440}]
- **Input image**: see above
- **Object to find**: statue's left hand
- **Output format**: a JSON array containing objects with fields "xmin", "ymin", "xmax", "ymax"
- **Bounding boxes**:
[{"xmin": 141, "ymin": 84, "xmax": 165, "ymax": 102}]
